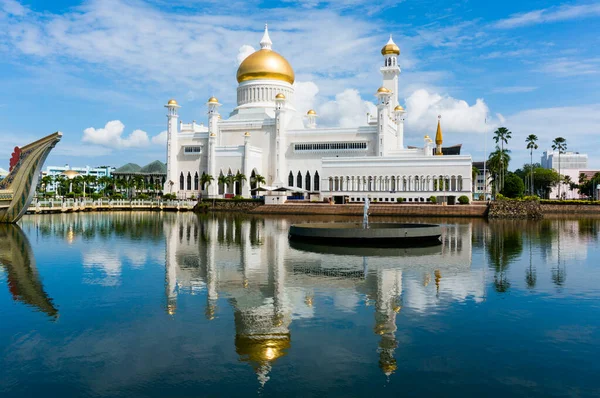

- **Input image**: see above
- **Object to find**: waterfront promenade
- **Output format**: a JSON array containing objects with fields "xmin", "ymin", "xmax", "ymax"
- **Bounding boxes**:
[{"xmin": 27, "ymin": 199, "xmax": 197, "ymax": 214}]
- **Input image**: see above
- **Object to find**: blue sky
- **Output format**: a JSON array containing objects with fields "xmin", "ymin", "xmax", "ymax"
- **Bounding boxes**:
[{"xmin": 1, "ymin": 0, "xmax": 599, "ymax": 170}]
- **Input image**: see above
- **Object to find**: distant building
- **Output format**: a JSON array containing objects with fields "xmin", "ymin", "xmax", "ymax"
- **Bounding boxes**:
[
  {"xmin": 44, "ymin": 164, "xmax": 114, "ymax": 192},
  {"xmin": 0, "ymin": 168, "xmax": 7, "ymax": 181},
  {"xmin": 472, "ymin": 161, "xmax": 492, "ymax": 200},
  {"xmin": 112, "ymin": 160, "xmax": 167, "ymax": 193},
  {"xmin": 541, "ymin": 150, "xmax": 588, "ymax": 199},
  {"xmin": 577, "ymin": 170, "xmax": 600, "ymax": 200}
]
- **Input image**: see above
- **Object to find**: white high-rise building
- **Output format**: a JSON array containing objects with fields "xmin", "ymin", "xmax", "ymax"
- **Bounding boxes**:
[
  {"xmin": 164, "ymin": 26, "xmax": 473, "ymax": 203},
  {"xmin": 541, "ymin": 150, "xmax": 588, "ymax": 199}
]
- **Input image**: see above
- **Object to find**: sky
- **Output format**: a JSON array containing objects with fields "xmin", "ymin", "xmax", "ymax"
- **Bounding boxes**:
[{"xmin": 1, "ymin": 0, "xmax": 599, "ymax": 171}]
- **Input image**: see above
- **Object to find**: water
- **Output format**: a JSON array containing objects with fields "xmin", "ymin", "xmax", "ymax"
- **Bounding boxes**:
[{"xmin": 1, "ymin": 212, "xmax": 600, "ymax": 397}]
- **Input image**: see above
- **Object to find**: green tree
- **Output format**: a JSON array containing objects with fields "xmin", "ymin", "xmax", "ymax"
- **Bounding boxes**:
[
  {"xmin": 200, "ymin": 173, "xmax": 214, "ymax": 190},
  {"xmin": 525, "ymin": 134, "xmax": 538, "ymax": 195},
  {"xmin": 551, "ymin": 137, "xmax": 567, "ymax": 199},
  {"xmin": 234, "ymin": 172, "xmax": 247, "ymax": 195},
  {"xmin": 97, "ymin": 175, "xmax": 113, "ymax": 197},
  {"xmin": 493, "ymin": 127, "xmax": 512, "ymax": 191},
  {"xmin": 471, "ymin": 166, "xmax": 479, "ymax": 192},
  {"xmin": 252, "ymin": 173, "xmax": 266, "ymax": 188},
  {"xmin": 533, "ymin": 167, "xmax": 561, "ymax": 198},
  {"xmin": 501, "ymin": 172, "xmax": 525, "ymax": 198},
  {"xmin": 40, "ymin": 175, "xmax": 53, "ymax": 195},
  {"xmin": 488, "ymin": 146, "xmax": 511, "ymax": 195},
  {"xmin": 225, "ymin": 174, "xmax": 235, "ymax": 194}
]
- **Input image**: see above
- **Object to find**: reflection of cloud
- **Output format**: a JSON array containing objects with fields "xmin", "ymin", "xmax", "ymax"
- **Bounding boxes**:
[
  {"xmin": 82, "ymin": 248, "xmax": 122, "ymax": 286},
  {"xmin": 545, "ymin": 325, "xmax": 596, "ymax": 344},
  {"xmin": 333, "ymin": 290, "xmax": 359, "ymax": 313},
  {"xmin": 123, "ymin": 250, "xmax": 148, "ymax": 269}
]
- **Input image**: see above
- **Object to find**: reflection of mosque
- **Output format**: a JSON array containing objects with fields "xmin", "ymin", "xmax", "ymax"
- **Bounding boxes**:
[
  {"xmin": 164, "ymin": 214, "xmax": 473, "ymax": 384},
  {"xmin": 0, "ymin": 224, "xmax": 58, "ymax": 318}
]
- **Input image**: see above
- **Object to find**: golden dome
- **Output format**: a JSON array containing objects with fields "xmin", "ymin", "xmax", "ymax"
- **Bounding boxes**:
[
  {"xmin": 394, "ymin": 105, "xmax": 404, "ymax": 112},
  {"xmin": 376, "ymin": 86, "xmax": 391, "ymax": 95},
  {"xmin": 307, "ymin": 109, "xmax": 317, "ymax": 115},
  {"xmin": 244, "ymin": 131, "xmax": 251, "ymax": 136},
  {"xmin": 210, "ymin": 132, "xmax": 216, "ymax": 137},
  {"xmin": 275, "ymin": 93, "xmax": 286, "ymax": 99},
  {"xmin": 208, "ymin": 96, "xmax": 219, "ymax": 104},
  {"xmin": 237, "ymin": 49, "xmax": 295, "ymax": 84},
  {"xmin": 381, "ymin": 36, "xmax": 400, "ymax": 56},
  {"xmin": 167, "ymin": 98, "xmax": 178, "ymax": 106}
]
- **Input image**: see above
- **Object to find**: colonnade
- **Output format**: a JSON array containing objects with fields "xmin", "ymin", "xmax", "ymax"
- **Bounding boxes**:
[{"xmin": 328, "ymin": 175, "xmax": 465, "ymax": 193}]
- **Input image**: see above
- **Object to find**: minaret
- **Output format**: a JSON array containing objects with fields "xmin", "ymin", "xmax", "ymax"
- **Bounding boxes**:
[
  {"xmin": 394, "ymin": 105, "xmax": 406, "ymax": 150},
  {"xmin": 375, "ymin": 87, "xmax": 392, "ymax": 157},
  {"xmin": 380, "ymin": 35, "xmax": 401, "ymax": 109},
  {"xmin": 306, "ymin": 109, "xmax": 317, "ymax": 129},
  {"xmin": 164, "ymin": 99, "xmax": 181, "ymax": 196},
  {"xmin": 273, "ymin": 93, "xmax": 287, "ymax": 185},
  {"xmin": 207, "ymin": 96, "xmax": 220, "ymax": 197},
  {"xmin": 435, "ymin": 115, "xmax": 443, "ymax": 156}
]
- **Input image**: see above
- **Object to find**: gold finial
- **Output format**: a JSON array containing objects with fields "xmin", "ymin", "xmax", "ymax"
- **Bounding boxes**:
[
  {"xmin": 208, "ymin": 96, "xmax": 219, "ymax": 104},
  {"xmin": 167, "ymin": 98, "xmax": 178, "ymax": 106},
  {"xmin": 435, "ymin": 115, "xmax": 443, "ymax": 155},
  {"xmin": 394, "ymin": 105, "xmax": 404, "ymax": 112},
  {"xmin": 275, "ymin": 92, "xmax": 286, "ymax": 99},
  {"xmin": 307, "ymin": 109, "xmax": 317, "ymax": 115},
  {"xmin": 244, "ymin": 131, "xmax": 251, "ymax": 137}
]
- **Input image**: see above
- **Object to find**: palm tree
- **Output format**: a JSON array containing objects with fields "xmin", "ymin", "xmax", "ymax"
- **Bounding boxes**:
[
  {"xmin": 217, "ymin": 174, "xmax": 228, "ymax": 195},
  {"xmin": 488, "ymin": 146, "xmax": 511, "ymax": 195},
  {"xmin": 471, "ymin": 166, "xmax": 479, "ymax": 193},
  {"xmin": 97, "ymin": 175, "xmax": 113, "ymax": 197},
  {"xmin": 234, "ymin": 172, "xmax": 247, "ymax": 196},
  {"xmin": 81, "ymin": 174, "xmax": 97, "ymax": 197},
  {"xmin": 54, "ymin": 175, "xmax": 67, "ymax": 196},
  {"xmin": 552, "ymin": 137, "xmax": 567, "ymax": 199},
  {"xmin": 493, "ymin": 127, "xmax": 512, "ymax": 191},
  {"xmin": 40, "ymin": 175, "xmax": 53, "ymax": 196},
  {"xmin": 225, "ymin": 174, "xmax": 235, "ymax": 195},
  {"xmin": 252, "ymin": 173, "xmax": 266, "ymax": 188},
  {"xmin": 200, "ymin": 173, "xmax": 214, "ymax": 191},
  {"xmin": 133, "ymin": 175, "xmax": 145, "ymax": 196},
  {"xmin": 525, "ymin": 134, "xmax": 538, "ymax": 195}
]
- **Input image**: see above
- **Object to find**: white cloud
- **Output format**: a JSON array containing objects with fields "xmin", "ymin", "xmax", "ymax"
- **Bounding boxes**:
[
  {"xmin": 237, "ymin": 45, "xmax": 255, "ymax": 65},
  {"xmin": 537, "ymin": 57, "xmax": 600, "ymax": 77},
  {"xmin": 82, "ymin": 120, "xmax": 150, "ymax": 148},
  {"xmin": 495, "ymin": 4, "xmax": 600, "ymax": 29},
  {"xmin": 294, "ymin": 81, "xmax": 319, "ymax": 115},
  {"xmin": 319, "ymin": 89, "xmax": 376, "ymax": 127},
  {"xmin": 151, "ymin": 130, "xmax": 168, "ymax": 145},
  {"xmin": 404, "ymin": 89, "xmax": 490, "ymax": 135},
  {"xmin": 1, "ymin": 0, "xmax": 27, "ymax": 16}
]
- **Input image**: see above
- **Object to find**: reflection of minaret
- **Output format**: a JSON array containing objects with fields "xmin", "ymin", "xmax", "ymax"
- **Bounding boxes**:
[
  {"xmin": 206, "ymin": 219, "xmax": 218, "ymax": 320},
  {"xmin": 0, "ymin": 224, "xmax": 58, "ymax": 319},
  {"xmin": 373, "ymin": 269, "xmax": 403, "ymax": 377},
  {"xmin": 165, "ymin": 214, "xmax": 179, "ymax": 315},
  {"xmin": 233, "ymin": 219, "xmax": 291, "ymax": 388}
]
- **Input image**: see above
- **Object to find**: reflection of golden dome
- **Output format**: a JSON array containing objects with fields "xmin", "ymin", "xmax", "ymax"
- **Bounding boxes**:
[
  {"xmin": 208, "ymin": 96, "xmax": 219, "ymax": 104},
  {"xmin": 237, "ymin": 49, "xmax": 295, "ymax": 84},
  {"xmin": 167, "ymin": 98, "xmax": 178, "ymax": 106},
  {"xmin": 167, "ymin": 303, "xmax": 176, "ymax": 315},
  {"xmin": 275, "ymin": 93, "xmax": 286, "ymax": 99},
  {"xmin": 380, "ymin": 360, "xmax": 398, "ymax": 375},
  {"xmin": 236, "ymin": 335, "xmax": 290, "ymax": 363},
  {"xmin": 394, "ymin": 105, "xmax": 404, "ymax": 112},
  {"xmin": 307, "ymin": 109, "xmax": 316, "ymax": 115},
  {"xmin": 381, "ymin": 37, "xmax": 400, "ymax": 55}
]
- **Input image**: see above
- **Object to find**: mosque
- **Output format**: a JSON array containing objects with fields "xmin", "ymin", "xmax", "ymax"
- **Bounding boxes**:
[{"xmin": 164, "ymin": 26, "xmax": 473, "ymax": 203}]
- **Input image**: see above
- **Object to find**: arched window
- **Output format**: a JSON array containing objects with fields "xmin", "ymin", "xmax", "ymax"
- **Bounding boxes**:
[
  {"xmin": 218, "ymin": 172, "xmax": 224, "ymax": 195},
  {"xmin": 314, "ymin": 171, "xmax": 320, "ymax": 191},
  {"xmin": 305, "ymin": 171, "xmax": 311, "ymax": 191},
  {"xmin": 180, "ymin": 172, "xmax": 184, "ymax": 190},
  {"xmin": 288, "ymin": 171, "xmax": 294, "ymax": 187},
  {"xmin": 297, "ymin": 171, "xmax": 302, "ymax": 188},
  {"xmin": 250, "ymin": 169, "xmax": 257, "ymax": 191},
  {"xmin": 194, "ymin": 172, "xmax": 199, "ymax": 190},
  {"xmin": 187, "ymin": 172, "xmax": 192, "ymax": 190}
]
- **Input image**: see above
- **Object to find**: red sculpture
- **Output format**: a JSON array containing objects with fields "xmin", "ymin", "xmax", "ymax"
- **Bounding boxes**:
[{"xmin": 9, "ymin": 146, "xmax": 21, "ymax": 172}]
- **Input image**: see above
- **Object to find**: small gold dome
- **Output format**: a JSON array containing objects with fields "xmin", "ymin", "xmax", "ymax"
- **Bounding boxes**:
[
  {"xmin": 210, "ymin": 132, "xmax": 216, "ymax": 137},
  {"xmin": 167, "ymin": 99, "xmax": 178, "ymax": 106},
  {"xmin": 307, "ymin": 109, "xmax": 317, "ymax": 115},
  {"xmin": 394, "ymin": 105, "xmax": 404, "ymax": 112},
  {"xmin": 275, "ymin": 93, "xmax": 286, "ymax": 99},
  {"xmin": 381, "ymin": 36, "xmax": 400, "ymax": 56},
  {"xmin": 376, "ymin": 86, "xmax": 391, "ymax": 95},
  {"xmin": 424, "ymin": 135, "xmax": 430, "ymax": 139},
  {"xmin": 208, "ymin": 96, "xmax": 219, "ymax": 104},
  {"xmin": 237, "ymin": 49, "xmax": 295, "ymax": 84},
  {"xmin": 244, "ymin": 132, "xmax": 251, "ymax": 136}
]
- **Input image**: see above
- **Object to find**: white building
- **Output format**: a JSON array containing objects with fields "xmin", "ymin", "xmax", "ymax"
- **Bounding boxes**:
[
  {"xmin": 472, "ymin": 161, "xmax": 492, "ymax": 200},
  {"xmin": 541, "ymin": 150, "xmax": 588, "ymax": 199},
  {"xmin": 44, "ymin": 164, "xmax": 114, "ymax": 192},
  {"xmin": 164, "ymin": 26, "xmax": 473, "ymax": 203}
]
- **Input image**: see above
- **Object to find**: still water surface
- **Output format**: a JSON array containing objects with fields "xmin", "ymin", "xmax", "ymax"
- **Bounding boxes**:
[{"xmin": 1, "ymin": 212, "xmax": 600, "ymax": 397}]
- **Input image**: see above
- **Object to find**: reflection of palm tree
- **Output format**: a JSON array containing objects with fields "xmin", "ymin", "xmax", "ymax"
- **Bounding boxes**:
[
  {"xmin": 526, "ymin": 226, "xmax": 536, "ymax": 289},
  {"xmin": 487, "ymin": 222, "xmax": 523, "ymax": 293}
]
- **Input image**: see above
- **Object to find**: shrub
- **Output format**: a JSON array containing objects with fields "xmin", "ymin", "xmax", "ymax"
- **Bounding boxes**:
[
  {"xmin": 429, "ymin": 196, "xmax": 437, "ymax": 204},
  {"xmin": 137, "ymin": 193, "xmax": 150, "ymax": 200},
  {"xmin": 65, "ymin": 192, "xmax": 75, "ymax": 199},
  {"xmin": 396, "ymin": 197, "xmax": 405, "ymax": 203},
  {"xmin": 110, "ymin": 193, "xmax": 124, "ymax": 199},
  {"xmin": 495, "ymin": 193, "xmax": 506, "ymax": 200},
  {"xmin": 233, "ymin": 195, "xmax": 244, "ymax": 200},
  {"xmin": 521, "ymin": 195, "xmax": 540, "ymax": 202},
  {"xmin": 458, "ymin": 195, "xmax": 469, "ymax": 204},
  {"xmin": 91, "ymin": 193, "xmax": 102, "ymax": 200},
  {"xmin": 501, "ymin": 172, "xmax": 525, "ymax": 198},
  {"xmin": 162, "ymin": 193, "xmax": 176, "ymax": 200}
]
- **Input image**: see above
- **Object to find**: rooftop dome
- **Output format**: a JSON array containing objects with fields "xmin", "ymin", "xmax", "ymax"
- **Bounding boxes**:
[
  {"xmin": 236, "ymin": 25, "xmax": 295, "ymax": 85},
  {"xmin": 381, "ymin": 35, "xmax": 400, "ymax": 56}
]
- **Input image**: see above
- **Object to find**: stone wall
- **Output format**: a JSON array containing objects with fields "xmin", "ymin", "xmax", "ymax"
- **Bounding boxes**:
[
  {"xmin": 195, "ymin": 200, "xmax": 263, "ymax": 213},
  {"xmin": 250, "ymin": 204, "xmax": 487, "ymax": 218},
  {"xmin": 541, "ymin": 204, "xmax": 600, "ymax": 215},
  {"xmin": 488, "ymin": 200, "xmax": 542, "ymax": 219}
]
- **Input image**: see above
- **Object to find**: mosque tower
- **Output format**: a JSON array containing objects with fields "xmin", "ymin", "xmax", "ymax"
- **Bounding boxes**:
[
  {"xmin": 164, "ymin": 99, "xmax": 180, "ymax": 195},
  {"xmin": 380, "ymin": 36, "xmax": 401, "ymax": 109}
]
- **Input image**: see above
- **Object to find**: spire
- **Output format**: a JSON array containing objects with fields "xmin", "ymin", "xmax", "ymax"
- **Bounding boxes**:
[
  {"xmin": 260, "ymin": 24, "xmax": 272, "ymax": 50},
  {"xmin": 435, "ymin": 115, "xmax": 443, "ymax": 155}
]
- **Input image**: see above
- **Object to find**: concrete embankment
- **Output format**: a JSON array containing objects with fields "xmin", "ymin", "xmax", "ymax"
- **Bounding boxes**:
[
  {"xmin": 541, "ymin": 204, "xmax": 600, "ymax": 215},
  {"xmin": 247, "ymin": 203, "xmax": 488, "ymax": 218}
]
